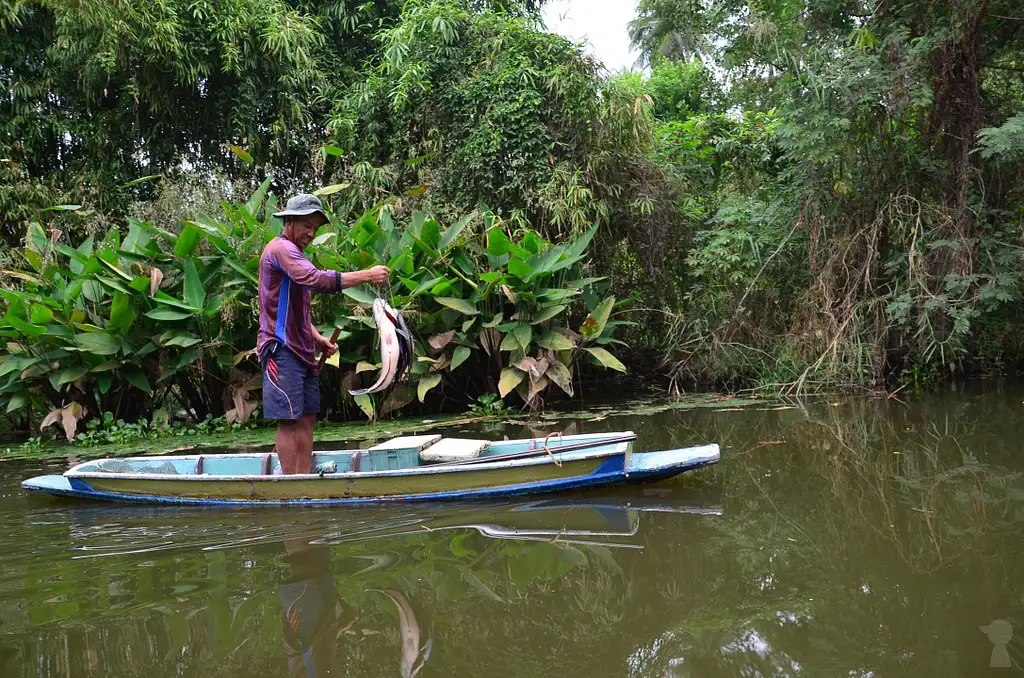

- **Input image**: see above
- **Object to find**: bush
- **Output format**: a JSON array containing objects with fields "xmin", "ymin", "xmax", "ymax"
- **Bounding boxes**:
[{"xmin": 0, "ymin": 179, "xmax": 629, "ymax": 441}]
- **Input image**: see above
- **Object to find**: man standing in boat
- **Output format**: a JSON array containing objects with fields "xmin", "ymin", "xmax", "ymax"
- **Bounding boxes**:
[{"xmin": 259, "ymin": 194, "xmax": 390, "ymax": 474}]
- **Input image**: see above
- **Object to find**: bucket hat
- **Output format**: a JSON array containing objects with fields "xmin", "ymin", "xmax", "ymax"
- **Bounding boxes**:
[{"xmin": 273, "ymin": 193, "xmax": 328, "ymax": 221}]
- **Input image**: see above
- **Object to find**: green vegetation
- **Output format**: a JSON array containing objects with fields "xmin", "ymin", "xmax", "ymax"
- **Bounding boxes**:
[
  {"xmin": 628, "ymin": 0, "xmax": 1024, "ymax": 390},
  {"xmin": 2, "ymin": 0, "xmax": 1024, "ymax": 443},
  {"xmin": 0, "ymin": 178, "xmax": 627, "ymax": 442}
]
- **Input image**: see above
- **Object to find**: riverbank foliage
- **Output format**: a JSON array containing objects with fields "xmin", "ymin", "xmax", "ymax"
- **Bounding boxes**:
[{"xmin": 2, "ymin": 0, "xmax": 1024, "ymax": 438}]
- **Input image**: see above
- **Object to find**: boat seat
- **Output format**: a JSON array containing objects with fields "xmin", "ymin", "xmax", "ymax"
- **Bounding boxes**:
[
  {"xmin": 419, "ymin": 438, "xmax": 490, "ymax": 463},
  {"xmin": 367, "ymin": 435, "xmax": 441, "ymax": 452}
]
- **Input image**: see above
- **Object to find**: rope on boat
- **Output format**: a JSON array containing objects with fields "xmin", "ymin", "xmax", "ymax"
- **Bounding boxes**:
[{"xmin": 543, "ymin": 431, "xmax": 563, "ymax": 468}]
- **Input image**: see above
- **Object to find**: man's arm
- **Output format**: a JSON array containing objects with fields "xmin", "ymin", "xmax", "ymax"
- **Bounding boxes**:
[
  {"xmin": 273, "ymin": 241, "xmax": 390, "ymax": 291},
  {"xmin": 340, "ymin": 266, "xmax": 390, "ymax": 288},
  {"xmin": 271, "ymin": 239, "xmax": 342, "ymax": 292}
]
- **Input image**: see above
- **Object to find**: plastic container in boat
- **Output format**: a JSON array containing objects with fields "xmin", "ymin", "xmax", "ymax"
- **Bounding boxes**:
[{"xmin": 365, "ymin": 448, "xmax": 420, "ymax": 471}]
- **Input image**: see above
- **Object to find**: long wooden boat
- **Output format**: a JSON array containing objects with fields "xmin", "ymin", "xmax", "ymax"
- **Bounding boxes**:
[{"xmin": 20, "ymin": 431, "xmax": 720, "ymax": 506}]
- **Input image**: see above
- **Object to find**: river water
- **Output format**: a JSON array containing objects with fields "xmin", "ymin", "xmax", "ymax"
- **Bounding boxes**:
[{"xmin": 1, "ymin": 385, "xmax": 1022, "ymax": 677}]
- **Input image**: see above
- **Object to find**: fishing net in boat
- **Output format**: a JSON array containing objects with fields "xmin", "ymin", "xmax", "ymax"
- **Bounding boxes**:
[{"xmin": 94, "ymin": 459, "xmax": 180, "ymax": 475}]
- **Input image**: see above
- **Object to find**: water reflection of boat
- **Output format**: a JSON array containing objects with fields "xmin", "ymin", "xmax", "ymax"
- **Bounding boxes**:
[{"xmin": 62, "ymin": 488, "xmax": 723, "ymax": 557}]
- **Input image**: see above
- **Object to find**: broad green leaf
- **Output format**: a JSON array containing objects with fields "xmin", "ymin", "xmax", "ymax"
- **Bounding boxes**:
[
  {"xmin": 228, "ymin": 145, "xmax": 253, "ymax": 163},
  {"xmin": 564, "ymin": 224, "xmax": 599, "ymax": 261},
  {"xmin": 96, "ymin": 275, "xmax": 132, "ymax": 295},
  {"xmin": 73, "ymin": 236, "xmax": 95, "ymax": 276},
  {"xmin": 97, "ymin": 373, "xmax": 112, "ymax": 394},
  {"xmin": 245, "ymin": 176, "xmax": 272, "ymax": 216},
  {"xmin": 174, "ymin": 224, "xmax": 201, "ymax": 257},
  {"xmin": 145, "ymin": 307, "xmax": 194, "ymax": 321},
  {"xmin": 537, "ymin": 331, "xmax": 575, "ymax": 351},
  {"xmin": 524, "ymin": 245, "xmax": 567, "ymax": 280},
  {"xmin": 0, "ymin": 356, "xmax": 33, "ymax": 378},
  {"xmin": 128, "ymin": 218, "xmax": 177, "ymax": 245},
  {"xmin": 353, "ymin": 394, "xmax": 374, "ymax": 420},
  {"xmin": 417, "ymin": 373, "xmax": 442, "ymax": 402},
  {"xmin": 120, "ymin": 223, "xmax": 151, "ymax": 254},
  {"xmin": 480, "ymin": 271, "xmax": 503, "ymax": 285},
  {"xmin": 342, "ymin": 285, "xmax": 377, "ymax": 305},
  {"xmin": 401, "ymin": 275, "xmax": 437, "ymax": 297},
  {"xmin": 153, "ymin": 290, "xmax": 198, "ymax": 311},
  {"xmin": 74, "ymin": 332, "xmax": 120, "ymax": 355},
  {"xmin": 91, "ymin": 360, "xmax": 121, "ymax": 373},
  {"xmin": 322, "ymin": 144, "xmax": 344, "ymax": 157},
  {"xmin": 451, "ymin": 346, "xmax": 471, "ymax": 371},
  {"xmin": 29, "ymin": 304, "xmax": 53, "ymax": 325},
  {"xmin": 461, "ymin": 318, "xmax": 475, "ymax": 332},
  {"xmin": 431, "ymin": 280, "xmax": 453, "ymax": 296},
  {"xmin": 454, "ymin": 249, "xmax": 474, "ymax": 275},
  {"xmin": 483, "ymin": 312, "xmax": 503, "ymax": 328},
  {"xmin": 160, "ymin": 331, "xmax": 202, "ymax": 348},
  {"xmin": 5, "ymin": 313, "xmax": 46, "ymax": 337},
  {"xmin": 40, "ymin": 204, "xmax": 81, "ymax": 212},
  {"xmin": 522, "ymin": 231, "xmax": 541, "ymax": 255},
  {"xmin": 49, "ymin": 367, "xmax": 87, "ymax": 390},
  {"xmin": 498, "ymin": 368, "xmax": 524, "ymax": 398},
  {"xmin": 531, "ymin": 305, "xmax": 567, "ymax": 324},
  {"xmin": 486, "ymin": 227, "xmax": 513, "ymax": 256},
  {"xmin": 435, "ymin": 297, "xmax": 478, "ymax": 315},
  {"xmin": 119, "ymin": 174, "xmax": 161, "ymax": 189},
  {"xmin": 24, "ymin": 249, "xmax": 42, "ymax": 273},
  {"xmin": 122, "ymin": 366, "xmax": 152, "ymax": 393},
  {"xmin": 313, "ymin": 183, "xmax": 350, "ymax": 196},
  {"xmin": 584, "ymin": 347, "xmax": 627, "ymax": 372},
  {"xmin": 580, "ymin": 296, "xmax": 615, "ymax": 340},
  {"xmin": 508, "ymin": 257, "xmax": 532, "ymax": 279},
  {"xmin": 109, "ymin": 293, "xmax": 135, "ymax": 333},
  {"xmin": 6, "ymin": 392, "xmax": 29, "ymax": 413},
  {"xmin": 28, "ymin": 222, "xmax": 48, "ymax": 251},
  {"xmin": 513, "ymin": 324, "xmax": 532, "ymax": 351},
  {"xmin": 98, "ymin": 256, "xmax": 133, "ymax": 282},
  {"xmin": 438, "ymin": 215, "xmax": 471, "ymax": 251},
  {"xmin": 82, "ymin": 280, "xmax": 104, "ymax": 303},
  {"xmin": 183, "ymin": 259, "xmax": 206, "ymax": 310},
  {"xmin": 546, "ymin": 360, "xmax": 574, "ymax": 396},
  {"xmin": 310, "ymin": 231, "xmax": 337, "ymax": 247}
]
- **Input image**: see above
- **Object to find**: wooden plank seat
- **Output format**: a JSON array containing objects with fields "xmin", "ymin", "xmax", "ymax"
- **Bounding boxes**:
[{"xmin": 419, "ymin": 438, "xmax": 490, "ymax": 463}]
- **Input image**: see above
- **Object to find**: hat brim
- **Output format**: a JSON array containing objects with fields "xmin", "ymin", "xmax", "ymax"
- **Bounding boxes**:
[{"xmin": 272, "ymin": 208, "xmax": 329, "ymax": 220}]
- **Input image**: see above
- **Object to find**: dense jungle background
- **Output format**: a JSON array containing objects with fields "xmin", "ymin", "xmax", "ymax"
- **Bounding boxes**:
[{"xmin": 1, "ymin": 0, "xmax": 1023, "ymax": 439}]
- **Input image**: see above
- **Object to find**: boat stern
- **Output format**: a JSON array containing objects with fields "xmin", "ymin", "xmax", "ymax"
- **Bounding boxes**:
[
  {"xmin": 21, "ymin": 474, "xmax": 84, "ymax": 499},
  {"xmin": 625, "ymin": 444, "xmax": 720, "ymax": 477}
]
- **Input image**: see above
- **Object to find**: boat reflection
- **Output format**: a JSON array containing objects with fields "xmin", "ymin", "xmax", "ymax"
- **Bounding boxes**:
[{"xmin": 62, "ymin": 487, "xmax": 724, "ymax": 556}]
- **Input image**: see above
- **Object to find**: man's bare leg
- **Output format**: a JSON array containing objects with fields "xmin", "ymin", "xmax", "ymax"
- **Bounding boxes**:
[
  {"xmin": 294, "ymin": 413, "xmax": 317, "ymax": 474},
  {"xmin": 276, "ymin": 419, "xmax": 301, "ymax": 474}
]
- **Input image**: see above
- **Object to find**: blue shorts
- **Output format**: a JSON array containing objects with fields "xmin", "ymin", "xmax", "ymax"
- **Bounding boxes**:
[{"xmin": 261, "ymin": 343, "xmax": 319, "ymax": 421}]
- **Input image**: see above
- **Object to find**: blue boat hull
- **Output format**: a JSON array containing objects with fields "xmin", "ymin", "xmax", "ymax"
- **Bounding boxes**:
[{"xmin": 21, "ymin": 446, "xmax": 719, "ymax": 507}]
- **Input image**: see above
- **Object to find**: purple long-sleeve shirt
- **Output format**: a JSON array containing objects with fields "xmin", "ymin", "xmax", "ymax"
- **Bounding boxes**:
[{"xmin": 257, "ymin": 236, "xmax": 343, "ymax": 370}]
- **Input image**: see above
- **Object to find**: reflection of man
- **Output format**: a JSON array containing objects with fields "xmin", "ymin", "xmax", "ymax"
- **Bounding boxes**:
[
  {"xmin": 981, "ymin": 619, "xmax": 1013, "ymax": 668},
  {"xmin": 278, "ymin": 538, "xmax": 354, "ymax": 677}
]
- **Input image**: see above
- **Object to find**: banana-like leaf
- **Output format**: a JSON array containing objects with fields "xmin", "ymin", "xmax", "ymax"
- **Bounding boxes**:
[{"xmin": 498, "ymin": 368, "xmax": 524, "ymax": 397}]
